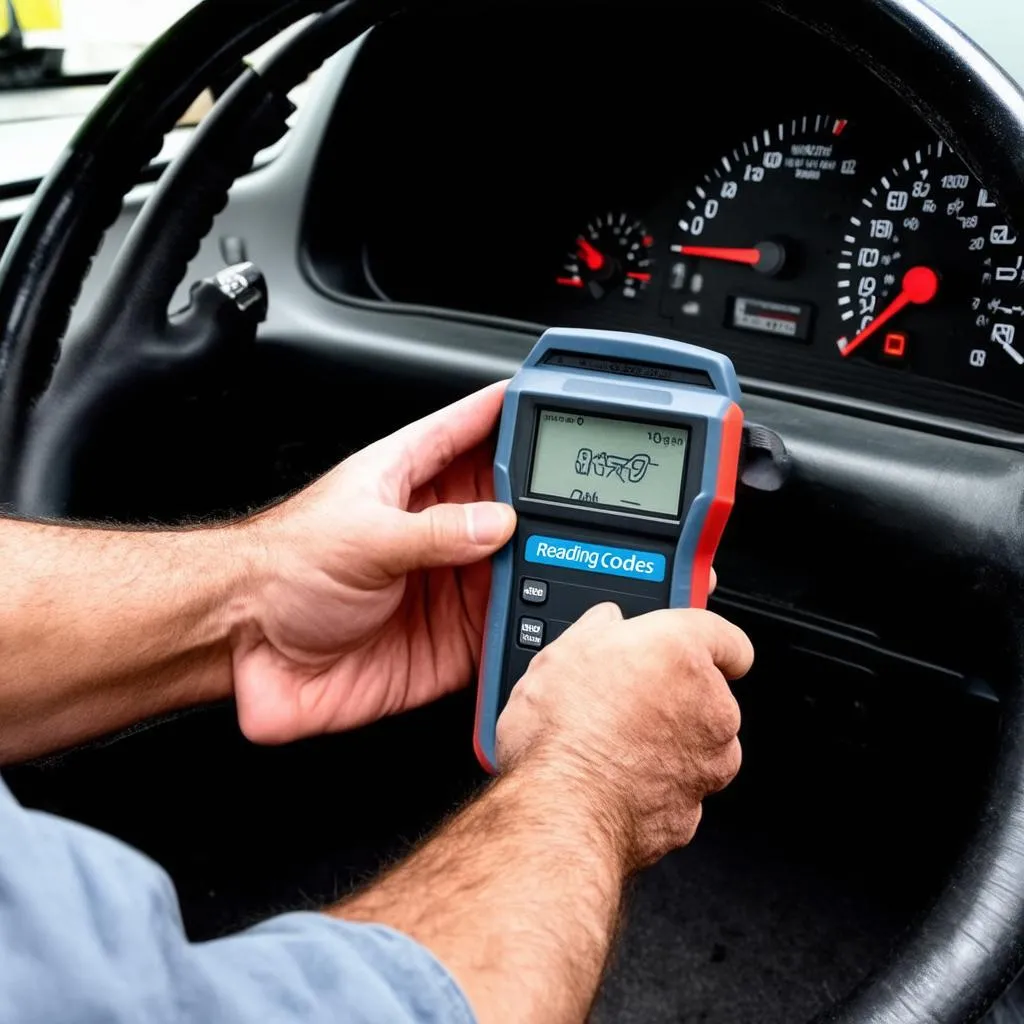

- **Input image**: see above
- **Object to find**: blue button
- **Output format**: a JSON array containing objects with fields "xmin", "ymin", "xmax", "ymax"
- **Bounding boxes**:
[{"xmin": 524, "ymin": 535, "xmax": 666, "ymax": 583}]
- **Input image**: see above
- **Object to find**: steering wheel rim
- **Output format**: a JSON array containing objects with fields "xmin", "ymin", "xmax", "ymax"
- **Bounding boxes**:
[
  {"xmin": 0, "ymin": 0, "xmax": 348, "ymax": 504},
  {"xmin": 6, "ymin": 0, "xmax": 402, "ymax": 517},
  {"xmin": 2, "ymin": 0, "xmax": 1024, "ymax": 1020}
]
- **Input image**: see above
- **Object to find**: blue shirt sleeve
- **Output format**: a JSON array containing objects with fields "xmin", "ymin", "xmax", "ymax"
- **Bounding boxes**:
[{"xmin": 0, "ymin": 778, "xmax": 476, "ymax": 1024}]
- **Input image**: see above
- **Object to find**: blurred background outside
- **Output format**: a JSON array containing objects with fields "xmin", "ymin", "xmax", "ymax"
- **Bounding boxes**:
[{"xmin": 0, "ymin": 0, "xmax": 1022, "ymax": 191}]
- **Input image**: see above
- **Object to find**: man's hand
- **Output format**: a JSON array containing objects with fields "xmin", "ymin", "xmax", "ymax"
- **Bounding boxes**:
[
  {"xmin": 0, "ymin": 381, "xmax": 515, "ymax": 763},
  {"xmin": 497, "ymin": 603, "xmax": 753, "ymax": 871},
  {"xmin": 232, "ymin": 383, "xmax": 516, "ymax": 745},
  {"xmin": 335, "ymin": 603, "xmax": 753, "ymax": 1024}
]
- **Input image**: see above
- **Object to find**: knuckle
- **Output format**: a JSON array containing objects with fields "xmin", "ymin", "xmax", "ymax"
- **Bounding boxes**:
[
  {"xmin": 697, "ymin": 696, "xmax": 741, "ymax": 750},
  {"xmin": 527, "ymin": 645, "xmax": 556, "ymax": 677},
  {"xmin": 505, "ymin": 672, "xmax": 540, "ymax": 713},
  {"xmin": 712, "ymin": 691, "xmax": 742, "ymax": 740},
  {"xmin": 515, "ymin": 677, "xmax": 542, "ymax": 709},
  {"xmin": 721, "ymin": 738, "xmax": 743, "ymax": 782},
  {"xmin": 705, "ymin": 739, "xmax": 743, "ymax": 793}
]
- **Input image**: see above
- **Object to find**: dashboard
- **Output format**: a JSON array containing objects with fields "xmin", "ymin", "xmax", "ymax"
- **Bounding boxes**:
[{"xmin": 302, "ymin": 0, "xmax": 1024, "ymax": 436}]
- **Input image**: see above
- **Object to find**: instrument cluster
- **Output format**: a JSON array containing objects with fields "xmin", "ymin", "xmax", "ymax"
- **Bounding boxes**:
[{"xmin": 307, "ymin": 1, "xmax": 1024, "ymax": 433}]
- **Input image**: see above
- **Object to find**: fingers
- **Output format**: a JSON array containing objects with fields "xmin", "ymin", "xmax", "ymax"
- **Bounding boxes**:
[
  {"xmin": 374, "ymin": 501, "xmax": 517, "ymax": 574},
  {"xmin": 371, "ymin": 382, "xmax": 509, "ymax": 495},
  {"xmin": 635, "ymin": 608, "xmax": 754, "ymax": 681},
  {"xmin": 568, "ymin": 602, "xmax": 624, "ymax": 630},
  {"xmin": 530, "ymin": 603, "xmax": 622, "ymax": 660},
  {"xmin": 697, "ymin": 612, "xmax": 754, "ymax": 680}
]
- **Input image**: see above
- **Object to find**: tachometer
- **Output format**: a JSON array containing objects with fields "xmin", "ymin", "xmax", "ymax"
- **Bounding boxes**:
[
  {"xmin": 665, "ymin": 114, "xmax": 863, "ymax": 339},
  {"xmin": 835, "ymin": 139, "xmax": 1024, "ymax": 399},
  {"xmin": 556, "ymin": 213, "xmax": 654, "ymax": 301}
]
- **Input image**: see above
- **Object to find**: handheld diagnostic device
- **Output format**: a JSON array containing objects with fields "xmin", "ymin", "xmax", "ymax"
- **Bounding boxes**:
[{"xmin": 474, "ymin": 328, "xmax": 744, "ymax": 773}]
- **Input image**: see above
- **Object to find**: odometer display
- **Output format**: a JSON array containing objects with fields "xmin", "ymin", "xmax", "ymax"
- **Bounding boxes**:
[{"xmin": 835, "ymin": 140, "xmax": 1024, "ymax": 398}]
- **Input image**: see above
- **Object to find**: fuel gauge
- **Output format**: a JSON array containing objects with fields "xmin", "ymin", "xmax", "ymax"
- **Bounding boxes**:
[{"xmin": 556, "ymin": 213, "xmax": 655, "ymax": 301}]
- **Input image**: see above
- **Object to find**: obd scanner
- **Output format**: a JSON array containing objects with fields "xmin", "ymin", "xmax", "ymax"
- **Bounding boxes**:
[{"xmin": 474, "ymin": 328, "xmax": 744, "ymax": 773}]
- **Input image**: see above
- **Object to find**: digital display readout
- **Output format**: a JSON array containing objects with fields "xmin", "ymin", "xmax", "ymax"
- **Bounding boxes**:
[
  {"xmin": 730, "ymin": 295, "xmax": 813, "ymax": 340},
  {"xmin": 529, "ymin": 409, "xmax": 689, "ymax": 518}
]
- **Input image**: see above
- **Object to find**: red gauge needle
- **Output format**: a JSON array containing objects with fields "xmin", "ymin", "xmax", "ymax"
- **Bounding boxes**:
[
  {"xmin": 678, "ymin": 245, "xmax": 763, "ymax": 266},
  {"xmin": 838, "ymin": 265, "xmax": 939, "ymax": 358},
  {"xmin": 577, "ymin": 237, "xmax": 606, "ymax": 272},
  {"xmin": 676, "ymin": 241, "xmax": 787, "ymax": 275}
]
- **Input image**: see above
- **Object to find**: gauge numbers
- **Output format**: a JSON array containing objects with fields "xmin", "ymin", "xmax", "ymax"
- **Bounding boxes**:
[
  {"xmin": 837, "ymin": 140, "xmax": 1024, "ymax": 399},
  {"xmin": 665, "ymin": 114, "xmax": 861, "ymax": 336}
]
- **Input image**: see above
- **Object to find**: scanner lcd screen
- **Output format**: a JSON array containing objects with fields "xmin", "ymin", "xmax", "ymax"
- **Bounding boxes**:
[{"xmin": 529, "ymin": 409, "xmax": 689, "ymax": 518}]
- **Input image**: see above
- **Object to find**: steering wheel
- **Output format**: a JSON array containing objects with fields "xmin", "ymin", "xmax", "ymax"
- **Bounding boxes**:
[{"xmin": 1, "ymin": 0, "xmax": 1024, "ymax": 1019}]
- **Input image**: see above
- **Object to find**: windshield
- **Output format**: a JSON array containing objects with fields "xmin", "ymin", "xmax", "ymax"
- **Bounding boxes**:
[
  {"xmin": 2, "ymin": 0, "xmax": 1024, "ymax": 90},
  {"xmin": 0, "ymin": 1, "xmax": 1023, "ymax": 193},
  {"xmin": 0, "ymin": 1, "xmax": 313, "ymax": 192},
  {"xmin": 0, "ymin": 1, "xmax": 195, "ymax": 85}
]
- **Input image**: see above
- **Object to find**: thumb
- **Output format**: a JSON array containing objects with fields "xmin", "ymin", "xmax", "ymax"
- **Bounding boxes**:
[
  {"xmin": 570, "ymin": 602, "xmax": 624, "ymax": 631},
  {"xmin": 377, "ymin": 502, "xmax": 517, "ymax": 574}
]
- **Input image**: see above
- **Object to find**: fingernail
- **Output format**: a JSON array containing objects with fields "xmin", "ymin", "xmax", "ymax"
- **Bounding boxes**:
[{"xmin": 467, "ymin": 503, "xmax": 515, "ymax": 546}]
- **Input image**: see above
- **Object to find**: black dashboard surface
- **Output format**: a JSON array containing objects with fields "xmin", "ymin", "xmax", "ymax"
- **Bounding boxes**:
[{"xmin": 303, "ymin": 0, "xmax": 1024, "ymax": 437}]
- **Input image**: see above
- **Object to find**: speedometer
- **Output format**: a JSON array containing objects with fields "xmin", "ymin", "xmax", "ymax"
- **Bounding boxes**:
[
  {"xmin": 835, "ymin": 139, "xmax": 1024, "ymax": 399},
  {"xmin": 664, "ymin": 114, "xmax": 863, "ymax": 341}
]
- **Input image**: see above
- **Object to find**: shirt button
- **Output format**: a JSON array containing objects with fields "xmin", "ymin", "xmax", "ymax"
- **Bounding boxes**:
[
  {"xmin": 518, "ymin": 617, "xmax": 546, "ymax": 650},
  {"xmin": 521, "ymin": 578, "xmax": 548, "ymax": 605}
]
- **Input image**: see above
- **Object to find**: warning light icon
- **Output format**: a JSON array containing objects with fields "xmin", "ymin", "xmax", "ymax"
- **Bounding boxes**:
[{"xmin": 883, "ymin": 332, "xmax": 908, "ymax": 360}]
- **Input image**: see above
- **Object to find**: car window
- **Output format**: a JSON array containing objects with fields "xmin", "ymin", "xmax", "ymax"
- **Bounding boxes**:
[
  {"xmin": 0, "ymin": 2, "xmax": 196, "ymax": 91},
  {"xmin": 0, "ymin": 1, "xmax": 310, "ymax": 191},
  {"xmin": 919, "ymin": 0, "xmax": 1024, "ymax": 88},
  {"xmin": 0, "ymin": 1, "xmax": 1022, "ymax": 195}
]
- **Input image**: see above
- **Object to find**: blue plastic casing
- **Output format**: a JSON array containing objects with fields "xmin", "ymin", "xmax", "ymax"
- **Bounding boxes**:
[{"xmin": 473, "ymin": 328, "xmax": 743, "ymax": 772}]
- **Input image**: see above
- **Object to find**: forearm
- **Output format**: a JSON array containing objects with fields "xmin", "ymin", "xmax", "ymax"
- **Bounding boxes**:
[
  {"xmin": 332, "ymin": 759, "xmax": 628, "ymax": 1024},
  {"xmin": 0, "ymin": 518, "xmax": 256, "ymax": 763}
]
